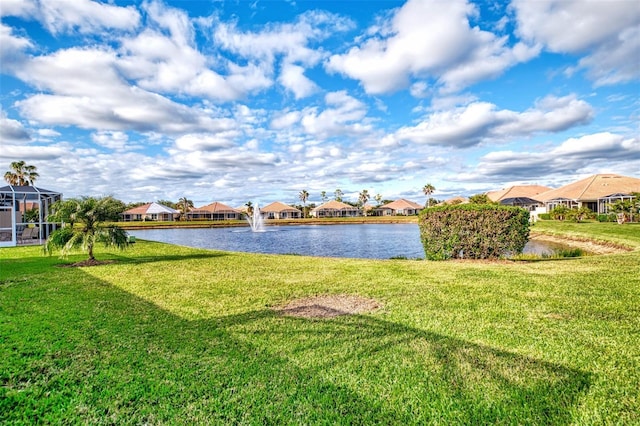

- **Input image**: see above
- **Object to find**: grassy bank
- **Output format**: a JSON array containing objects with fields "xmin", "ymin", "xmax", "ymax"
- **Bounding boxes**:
[{"xmin": 1, "ymin": 222, "xmax": 639, "ymax": 424}]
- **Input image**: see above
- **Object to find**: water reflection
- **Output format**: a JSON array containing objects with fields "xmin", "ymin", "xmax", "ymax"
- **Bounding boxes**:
[{"xmin": 130, "ymin": 224, "xmax": 567, "ymax": 260}]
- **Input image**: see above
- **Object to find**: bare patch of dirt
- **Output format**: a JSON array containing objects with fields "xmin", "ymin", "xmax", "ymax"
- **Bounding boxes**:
[
  {"xmin": 275, "ymin": 294, "xmax": 382, "ymax": 319},
  {"xmin": 56, "ymin": 259, "xmax": 116, "ymax": 268}
]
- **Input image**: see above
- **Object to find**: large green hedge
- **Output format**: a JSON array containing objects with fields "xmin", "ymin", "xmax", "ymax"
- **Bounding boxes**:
[{"xmin": 419, "ymin": 204, "xmax": 530, "ymax": 260}]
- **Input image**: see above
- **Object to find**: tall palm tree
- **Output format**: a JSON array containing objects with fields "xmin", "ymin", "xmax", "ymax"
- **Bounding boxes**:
[
  {"xmin": 245, "ymin": 201, "xmax": 254, "ymax": 217},
  {"xmin": 423, "ymin": 183, "xmax": 435, "ymax": 207},
  {"xmin": 299, "ymin": 190, "xmax": 309, "ymax": 218},
  {"xmin": 178, "ymin": 197, "xmax": 194, "ymax": 220},
  {"xmin": 4, "ymin": 160, "xmax": 39, "ymax": 186},
  {"xmin": 374, "ymin": 193, "xmax": 383, "ymax": 206},
  {"xmin": 320, "ymin": 191, "xmax": 328, "ymax": 204},
  {"xmin": 334, "ymin": 189, "xmax": 343, "ymax": 202},
  {"xmin": 359, "ymin": 189, "xmax": 370, "ymax": 217}
]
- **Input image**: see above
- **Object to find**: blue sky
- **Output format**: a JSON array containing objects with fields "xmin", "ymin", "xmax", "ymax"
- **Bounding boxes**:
[{"xmin": 1, "ymin": 0, "xmax": 638, "ymax": 207}]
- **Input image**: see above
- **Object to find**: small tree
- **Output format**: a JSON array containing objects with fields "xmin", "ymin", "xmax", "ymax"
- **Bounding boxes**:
[
  {"xmin": 358, "ymin": 189, "xmax": 370, "ymax": 217},
  {"xmin": 45, "ymin": 196, "xmax": 129, "ymax": 262},
  {"xmin": 550, "ymin": 205, "xmax": 571, "ymax": 221},
  {"xmin": 423, "ymin": 183, "xmax": 435, "ymax": 207},
  {"xmin": 178, "ymin": 197, "xmax": 194, "ymax": 220},
  {"xmin": 608, "ymin": 199, "xmax": 634, "ymax": 224},
  {"xmin": 570, "ymin": 206, "xmax": 595, "ymax": 223},
  {"xmin": 299, "ymin": 190, "xmax": 309, "ymax": 218}
]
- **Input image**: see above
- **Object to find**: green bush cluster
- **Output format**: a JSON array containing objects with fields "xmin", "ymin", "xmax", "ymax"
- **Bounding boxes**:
[
  {"xmin": 597, "ymin": 213, "xmax": 618, "ymax": 222},
  {"xmin": 419, "ymin": 204, "xmax": 530, "ymax": 260}
]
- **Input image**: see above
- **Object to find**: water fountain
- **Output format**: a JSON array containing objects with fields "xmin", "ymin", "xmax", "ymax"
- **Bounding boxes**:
[{"xmin": 246, "ymin": 204, "xmax": 266, "ymax": 232}]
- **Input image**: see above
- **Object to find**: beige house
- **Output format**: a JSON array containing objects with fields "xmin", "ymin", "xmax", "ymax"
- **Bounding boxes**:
[
  {"xmin": 310, "ymin": 200, "xmax": 359, "ymax": 218},
  {"xmin": 121, "ymin": 202, "xmax": 180, "ymax": 222},
  {"xmin": 187, "ymin": 201, "xmax": 241, "ymax": 220},
  {"xmin": 537, "ymin": 174, "xmax": 640, "ymax": 214},
  {"xmin": 260, "ymin": 201, "xmax": 302, "ymax": 219},
  {"xmin": 376, "ymin": 198, "xmax": 424, "ymax": 216},
  {"xmin": 487, "ymin": 184, "xmax": 552, "ymax": 211}
]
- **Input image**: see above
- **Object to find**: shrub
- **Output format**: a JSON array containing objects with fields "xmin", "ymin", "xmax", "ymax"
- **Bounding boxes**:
[
  {"xmin": 538, "ymin": 213, "xmax": 551, "ymax": 220},
  {"xmin": 419, "ymin": 204, "xmax": 530, "ymax": 260},
  {"xmin": 597, "ymin": 214, "xmax": 617, "ymax": 222}
]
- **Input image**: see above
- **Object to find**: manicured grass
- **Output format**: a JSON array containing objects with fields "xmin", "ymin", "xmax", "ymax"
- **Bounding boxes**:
[{"xmin": 1, "ymin": 222, "xmax": 639, "ymax": 424}]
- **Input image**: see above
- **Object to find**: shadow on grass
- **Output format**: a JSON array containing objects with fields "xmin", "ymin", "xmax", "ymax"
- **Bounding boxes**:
[{"xmin": 1, "ymin": 266, "xmax": 591, "ymax": 424}]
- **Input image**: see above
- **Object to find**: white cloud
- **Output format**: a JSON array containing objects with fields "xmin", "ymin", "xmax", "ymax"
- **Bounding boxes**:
[
  {"xmin": 0, "ymin": 22, "xmax": 32, "ymax": 65},
  {"xmin": 512, "ymin": 0, "xmax": 640, "ymax": 85},
  {"xmin": 174, "ymin": 132, "xmax": 239, "ymax": 152},
  {"xmin": 326, "ymin": 0, "xmax": 538, "ymax": 94},
  {"xmin": 13, "ymin": 47, "xmax": 236, "ymax": 135},
  {"xmin": 300, "ymin": 91, "xmax": 371, "ymax": 139},
  {"xmin": 0, "ymin": 110, "xmax": 30, "ymax": 142},
  {"xmin": 214, "ymin": 10, "xmax": 354, "ymax": 94},
  {"xmin": 2, "ymin": 0, "xmax": 141, "ymax": 34},
  {"xmin": 279, "ymin": 63, "xmax": 319, "ymax": 99},
  {"xmin": 392, "ymin": 94, "xmax": 593, "ymax": 147},
  {"xmin": 91, "ymin": 131, "xmax": 130, "ymax": 151},
  {"xmin": 458, "ymin": 132, "xmax": 640, "ymax": 181}
]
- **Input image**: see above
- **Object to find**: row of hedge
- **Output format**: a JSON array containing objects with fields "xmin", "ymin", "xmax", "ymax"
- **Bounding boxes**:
[{"xmin": 419, "ymin": 205, "xmax": 530, "ymax": 260}]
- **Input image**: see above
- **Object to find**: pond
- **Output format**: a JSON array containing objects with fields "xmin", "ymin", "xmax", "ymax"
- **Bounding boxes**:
[{"xmin": 129, "ymin": 223, "xmax": 569, "ymax": 260}]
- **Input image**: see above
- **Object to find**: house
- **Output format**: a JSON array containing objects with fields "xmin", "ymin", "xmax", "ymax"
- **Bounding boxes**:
[
  {"xmin": 537, "ymin": 174, "xmax": 640, "ymax": 214},
  {"xmin": 486, "ymin": 185, "xmax": 552, "ymax": 210},
  {"xmin": 376, "ymin": 198, "xmax": 424, "ymax": 216},
  {"xmin": 121, "ymin": 202, "xmax": 180, "ymax": 222},
  {"xmin": 0, "ymin": 185, "xmax": 62, "ymax": 247},
  {"xmin": 260, "ymin": 201, "xmax": 302, "ymax": 219},
  {"xmin": 310, "ymin": 200, "xmax": 359, "ymax": 218},
  {"xmin": 186, "ymin": 201, "xmax": 241, "ymax": 220}
]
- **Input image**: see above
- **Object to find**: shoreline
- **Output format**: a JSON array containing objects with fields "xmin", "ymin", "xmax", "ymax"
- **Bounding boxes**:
[{"xmin": 529, "ymin": 232, "xmax": 632, "ymax": 254}]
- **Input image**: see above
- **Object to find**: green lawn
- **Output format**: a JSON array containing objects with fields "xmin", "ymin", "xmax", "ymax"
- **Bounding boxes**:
[{"xmin": 1, "ymin": 222, "xmax": 639, "ymax": 424}]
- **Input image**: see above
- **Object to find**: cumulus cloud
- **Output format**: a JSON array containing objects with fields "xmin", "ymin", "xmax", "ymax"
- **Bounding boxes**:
[
  {"xmin": 512, "ymin": 0, "xmax": 640, "ymax": 85},
  {"xmin": 13, "ymin": 47, "xmax": 236, "ymax": 135},
  {"xmin": 214, "ymin": 10, "xmax": 354, "ymax": 96},
  {"xmin": 0, "ymin": 111, "xmax": 31, "ymax": 143},
  {"xmin": 278, "ymin": 63, "xmax": 319, "ymax": 99},
  {"xmin": 0, "ymin": 22, "xmax": 32, "ymax": 66},
  {"xmin": 391, "ymin": 94, "xmax": 593, "ymax": 148},
  {"xmin": 457, "ymin": 132, "xmax": 640, "ymax": 181},
  {"xmin": 1, "ymin": 0, "xmax": 140, "ymax": 34},
  {"xmin": 326, "ymin": 0, "xmax": 539, "ymax": 94}
]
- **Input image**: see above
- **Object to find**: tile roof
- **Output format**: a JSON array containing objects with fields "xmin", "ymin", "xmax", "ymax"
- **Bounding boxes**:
[
  {"xmin": 123, "ymin": 202, "xmax": 179, "ymax": 215},
  {"xmin": 260, "ymin": 201, "xmax": 301, "ymax": 213},
  {"xmin": 486, "ymin": 185, "xmax": 553, "ymax": 202},
  {"xmin": 380, "ymin": 198, "xmax": 424, "ymax": 210},
  {"xmin": 537, "ymin": 174, "xmax": 640, "ymax": 201},
  {"xmin": 311, "ymin": 200, "xmax": 357, "ymax": 211},
  {"xmin": 193, "ymin": 201, "xmax": 240, "ymax": 213}
]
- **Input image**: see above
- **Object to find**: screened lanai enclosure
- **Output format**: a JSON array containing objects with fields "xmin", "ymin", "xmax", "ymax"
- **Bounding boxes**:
[{"xmin": 0, "ymin": 185, "xmax": 62, "ymax": 247}]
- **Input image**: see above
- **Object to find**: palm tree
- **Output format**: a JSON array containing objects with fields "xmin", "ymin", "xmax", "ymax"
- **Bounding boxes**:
[
  {"xmin": 245, "ymin": 201, "xmax": 254, "ymax": 217},
  {"xmin": 374, "ymin": 193, "xmax": 382, "ymax": 206},
  {"xmin": 4, "ymin": 160, "xmax": 39, "ymax": 186},
  {"xmin": 320, "ymin": 191, "xmax": 328, "ymax": 204},
  {"xmin": 422, "ymin": 183, "xmax": 435, "ymax": 207},
  {"xmin": 178, "ymin": 197, "xmax": 194, "ymax": 221},
  {"xmin": 358, "ymin": 189, "xmax": 370, "ymax": 217},
  {"xmin": 334, "ymin": 189, "xmax": 343, "ymax": 202},
  {"xmin": 299, "ymin": 190, "xmax": 309, "ymax": 218},
  {"xmin": 45, "ymin": 196, "xmax": 129, "ymax": 262}
]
